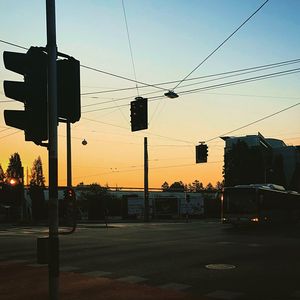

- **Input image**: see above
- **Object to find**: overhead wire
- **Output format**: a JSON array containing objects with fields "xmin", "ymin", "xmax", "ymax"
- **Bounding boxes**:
[
  {"xmin": 81, "ymin": 67, "xmax": 300, "ymax": 113},
  {"xmin": 1, "ymin": 38, "xmax": 298, "ymax": 151},
  {"xmin": 0, "ymin": 130, "xmax": 21, "ymax": 139},
  {"xmin": 172, "ymin": 0, "xmax": 270, "ymax": 90},
  {"xmin": 122, "ymin": 0, "xmax": 140, "ymax": 96},
  {"xmin": 81, "ymin": 58, "xmax": 300, "ymax": 96},
  {"xmin": 205, "ymin": 102, "xmax": 300, "ymax": 143},
  {"xmin": 0, "ymin": 38, "xmax": 166, "ymax": 92},
  {"xmin": 177, "ymin": 68, "xmax": 300, "ymax": 96},
  {"xmin": 81, "ymin": 59, "xmax": 300, "ymax": 109},
  {"xmin": 0, "ymin": 39, "xmax": 27, "ymax": 50},
  {"xmin": 82, "ymin": 100, "xmax": 300, "ymax": 148},
  {"xmin": 80, "ymin": 64, "xmax": 166, "ymax": 91}
]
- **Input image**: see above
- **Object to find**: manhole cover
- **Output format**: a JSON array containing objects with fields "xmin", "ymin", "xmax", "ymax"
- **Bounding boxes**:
[{"xmin": 205, "ymin": 264, "xmax": 236, "ymax": 270}]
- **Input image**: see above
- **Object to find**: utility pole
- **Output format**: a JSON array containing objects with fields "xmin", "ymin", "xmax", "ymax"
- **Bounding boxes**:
[
  {"xmin": 46, "ymin": 0, "xmax": 59, "ymax": 299},
  {"xmin": 67, "ymin": 121, "xmax": 72, "ymax": 188},
  {"xmin": 144, "ymin": 137, "xmax": 149, "ymax": 221}
]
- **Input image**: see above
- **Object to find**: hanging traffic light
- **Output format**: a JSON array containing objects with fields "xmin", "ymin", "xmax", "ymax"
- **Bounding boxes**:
[
  {"xmin": 196, "ymin": 144, "xmax": 208, "ymax": 163},
  {"xmin": 130, "ymin": 96, "xmax": 148, "ymax": 132},
  {"xmin": 3, "ymin": 47, "xmax": 48, "ymax": 144},
  {"xmin": 57, "ymin": 57, "xmax": 81, "ymax": 123}
]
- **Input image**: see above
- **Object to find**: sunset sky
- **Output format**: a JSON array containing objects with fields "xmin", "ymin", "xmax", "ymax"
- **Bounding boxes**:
[{"xmin": 0, "ymin": 0, "xmax": 299, "ymax": 189}]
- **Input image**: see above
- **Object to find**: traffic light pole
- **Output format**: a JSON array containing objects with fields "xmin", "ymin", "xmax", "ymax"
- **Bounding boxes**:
[
  {"xmin": 67, "ymin": 121, "xmax": 72, "ymax": 188},
  {"xmin": 144, "ymin": 137, "xmax": 149, "ymax": 222},
  {"xmin": 46, "ymin": 1, "xmax": 59, "ymax": 299}
]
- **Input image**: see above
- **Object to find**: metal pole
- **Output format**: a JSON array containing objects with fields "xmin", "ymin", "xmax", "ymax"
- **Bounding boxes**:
[
  {"xmin": 144, "ymin": 137, "xmax": 149, "ymax": 222},
  {"xmin": 67, "ymin": 121, "xmax": 72, "ymax": 188},
  {"xmin": 46, "ymin": 1, "xmax": 59, "ymax": 299}
]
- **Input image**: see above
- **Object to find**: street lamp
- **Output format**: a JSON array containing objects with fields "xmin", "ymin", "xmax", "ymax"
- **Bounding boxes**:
[{"xmin": 9, "ymin": 178, "xmax": 18, "ymax": 186}]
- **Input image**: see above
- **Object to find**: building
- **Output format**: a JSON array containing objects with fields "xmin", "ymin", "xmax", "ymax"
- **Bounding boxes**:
[{"xmin": 222, "ymin": 132, "xmax": 300, "ymax": 192}]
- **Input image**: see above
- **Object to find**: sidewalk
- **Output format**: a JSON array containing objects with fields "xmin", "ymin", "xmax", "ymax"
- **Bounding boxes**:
[{"xmin": 0, "ymin": 261, "xmax": 205, "ymax": 300}]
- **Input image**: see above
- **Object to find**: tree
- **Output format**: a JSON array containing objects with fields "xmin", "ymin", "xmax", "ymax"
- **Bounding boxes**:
[
  {"xmin": 79, "ymin": 183, "xmax": 112, "ymax": 220},
  {"xmin": 30, "ymin": 156, "xmax": 45, "ymax": 187},
  {"xmin": 169, "ymin": 181, "xmax": 185, "ymax": 192},
  {"xmin": 0, "ymin": 164, "xmax": 5, "ymax": 182},
  {"xmin": 161, "ymin": 181, "xmax": 169, "ymax": 192},
  {"xmin": 205, "ymin": 182, "xmax": 214, "ymax": 191},
  {"xmin": 190, "ymin": 180, "xmax": 204, "ymax": 192},
  {"xmin": 6, "ymin": 153, "xmax": 23, "ymax": 182},
  {"xmin": 215, "ymin": 181, "xmax": 224, "ymax": 190}
]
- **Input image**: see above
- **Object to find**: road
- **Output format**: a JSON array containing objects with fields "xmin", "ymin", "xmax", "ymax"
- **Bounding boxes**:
[{"xmin": 1, "ymin": 220, "xmax": 300, "ymax": 300}]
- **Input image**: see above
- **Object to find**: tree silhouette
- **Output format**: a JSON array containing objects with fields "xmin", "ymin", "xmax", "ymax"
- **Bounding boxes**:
[
  {"xmin": 205, "ymin": 182, "xmax": 214, "ymax": 191},
  {"xmin": 188, "ymin": 180, "xmax": 204, "ymax": 192},
  {"xmin": 79, "ymin": 183, "xmax": 112, "ymax": 220},
  {"xmin": 161, "ymin": 181, "xmax": 169, "ymax": 192},
  {"xmin": 169, "ymin": 181, "xmax": 185, "ymax": 192},
  {"xmin": 0, "ymin": 164, "xmax": 5, "ymax": 182},
  {"xmin": 6, "ymin": 153, "xmax": 23, "ymax": 182},
  {"xmin": 30, "ymin": 156, "xmax": 45, "ymax": 187},
  {"xmin": 215, "ymin": 181, "xmax": 224, "ymax": 190}
]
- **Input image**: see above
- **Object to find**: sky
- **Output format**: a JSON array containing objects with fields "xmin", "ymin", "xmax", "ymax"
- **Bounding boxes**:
[{"xmin": 0, "ymin": 0, "xmax": 299, "ymax": 189}]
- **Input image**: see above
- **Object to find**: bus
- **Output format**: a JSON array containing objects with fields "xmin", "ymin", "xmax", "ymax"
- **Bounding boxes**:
[{"xmin": 222, "ymin": 184, "xmax": 300, "ymax": 225}]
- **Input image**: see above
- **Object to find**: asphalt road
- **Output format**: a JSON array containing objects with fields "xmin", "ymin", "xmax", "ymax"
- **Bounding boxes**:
[{"xmin": 1, "ymin": 220, "xmax": 300, "ymax": 300}]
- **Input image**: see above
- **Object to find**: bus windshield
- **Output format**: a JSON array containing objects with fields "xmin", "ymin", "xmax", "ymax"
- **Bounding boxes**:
[{"xmin": 224, "ymin": 188, "xmax": 258, "ymax": 214}]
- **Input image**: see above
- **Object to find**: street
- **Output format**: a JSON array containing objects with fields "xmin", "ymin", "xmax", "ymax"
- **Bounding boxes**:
[{"xmin": 1, "ymin": 220, "xmax": 300, "ymax": 300}]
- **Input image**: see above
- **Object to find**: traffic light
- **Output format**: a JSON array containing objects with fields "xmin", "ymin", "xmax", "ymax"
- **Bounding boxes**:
[
  {"xmin": 196, "ymin": 144, "xmax": 208, "ymax": 163},
  {"xmin": 130, "ymin": 97, "xmax": 148, "ymax": 132},
  {"xmin": 64, "ymin": 188, "xmax": 76, "ymax": 202},
  {"xmin": 57, "ymin": 57, "xmax": 81, "ymax": 123},
  {"xmin": 3, "ymin": 47, "xmax": 48, "ymax": 144}
]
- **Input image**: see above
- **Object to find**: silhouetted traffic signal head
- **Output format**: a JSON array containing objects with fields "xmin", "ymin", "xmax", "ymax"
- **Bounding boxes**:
[
  {"xmin": 3, "ymin": 47, "xmax": 48, "ymax": 144},
  {"xmin": 57, "ymin": 57, "xmax": 81, "ymax": 123},
  {"xmin": 196, "ymin": 144, "xmax": 208, "ymax": 163},
  {"xmin": 130, "ymin": 97, "xmax": 148, "ymax": 132}
]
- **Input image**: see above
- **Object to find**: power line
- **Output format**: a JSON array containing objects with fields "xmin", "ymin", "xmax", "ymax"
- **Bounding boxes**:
[
  {"xmin": 82, "ymin": 67, "xmax": 300, "ymax": 113},
  {"xmin": 82, "ymin": 101, "xmax": 300, "ymax": 148},
  {"xmin": 172, "ymin": 0, "xmax": 270, "ymax": 90},
  {"xmin": 80, "ymin": 64, "xmax": 166, "ymax": 91},
  {"xmin": 205, "ymin": 102, "xmax": 300, "ymax": 143},
  {"xmin": 82, "ymin": 117, "xmax": 194, "ymax": 144},
  {"xmin": 175, "ymin": 63, "xmax": 300, "ymax": 92},
  {"xmin": 0, "ymin": 130, "xmax": 21, "ymax": 140},
  {"xmin": 81, "ymin": 59, "xmax": 300, "ymax": 109},
  {"xmin": 0, "ymin": 39, "xmax": 27, "ymax": 50},
  {"xmin": 71, "ymin": 160, "xmax": 224, "ymax": 181},
  {"xmin": 81, "ymin": 58, "xmax": 300, "ymax": 96},
  {"xmin": 178, "ymin": 68, "xmax": 300, "ymax": 96},
  {"xmin": 122, "ymin": 0, "xmax": 140, "ymax": 96},
  {"xmin": 0, "ymin": 38, "xmax": 166, "ymax": 92}
]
